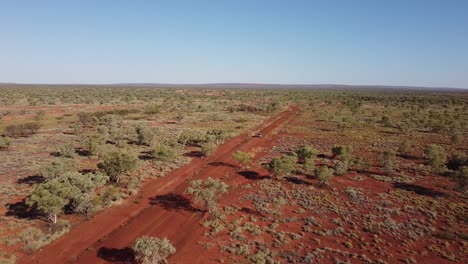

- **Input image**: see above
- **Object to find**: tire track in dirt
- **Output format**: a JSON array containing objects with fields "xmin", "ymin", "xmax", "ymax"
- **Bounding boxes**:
[{"xmin": 20, "ymin": 105, "xmax": 298, "ymax": 264}]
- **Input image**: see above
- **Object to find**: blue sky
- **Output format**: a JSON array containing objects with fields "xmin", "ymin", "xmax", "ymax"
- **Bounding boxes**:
[{"xmin": 1, "ymin": 0, "xmax": 467, "ymax": 87}]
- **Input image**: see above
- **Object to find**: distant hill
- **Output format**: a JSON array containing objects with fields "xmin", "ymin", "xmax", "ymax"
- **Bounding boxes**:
[{"xmin": 1, "ymin": 82, "xmax": 466, "ymax": 90}]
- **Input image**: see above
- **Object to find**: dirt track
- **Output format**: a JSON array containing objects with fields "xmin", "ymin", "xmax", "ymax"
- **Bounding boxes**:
[{"xmin": 20, "ymin": 105, "xmax": 298, "ymax": 264}]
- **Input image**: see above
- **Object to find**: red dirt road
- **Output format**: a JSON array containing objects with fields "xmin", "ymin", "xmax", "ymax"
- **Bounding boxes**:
[{"xmin": 20, "ymin": 106, "xmax": 298, "ymax": 264}]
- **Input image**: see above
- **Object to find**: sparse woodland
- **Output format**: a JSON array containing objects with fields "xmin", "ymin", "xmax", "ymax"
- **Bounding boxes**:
[{"xmin": 0, "ymin": 85, "xmax": 467, "ymax": 263}]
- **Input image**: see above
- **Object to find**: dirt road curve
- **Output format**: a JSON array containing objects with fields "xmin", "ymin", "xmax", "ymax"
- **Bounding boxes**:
[{"xmin": 20, "ymin": 105, "xmax": 298, "ymax": 264}]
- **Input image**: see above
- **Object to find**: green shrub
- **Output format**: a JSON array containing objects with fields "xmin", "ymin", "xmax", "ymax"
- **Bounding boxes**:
[
  {"xmin": 264, "ymin": 155, "xmax": 297, "ymax": 180},
  {"xmin": 5, "ymin": 122, "xmax": 40, "ymax": 138},
  {"xmin": 144, "ymin": 104, "xmax": 161, "ymax": 114},
  {"xmin": 85, "ymin": 134, "xmax": 106, "ymax": 156},
  {"xmin": 133, "ymin": 236, "xmax": 176, "ymax": 264},
  {"xmin": 232, "ymin": 151, "xmax": 254, "ymax": 169},
  {"xmin": 0, "ymin": 137, "xmax": 12, "ymax": 151},
  {"xmin": 201, "ymin": 141, "xmax": 217, "ymax": 157},
  {"xmin": 207, "ymin": 128, "xmax": 228, "ymax": 145},
  {"xmin": 177, "ymin": 130, "xmax": 208, "ymax": 147},
  {"xmin": 296, "ymin": 145, "xmax": 319, "ymax": 162},
  {"xmin": 151, "ymin": 144, "xmax": 176, "ymax": 161},
  {"xmin": 135, "ymin": 124, "xmax": 154, "ymax": 146},
  {"xmin": 39, "ymin": 158, "xmax": 78, "ymax": 180},
  {"xmin": 98, "ymin": 150, "xmax": 138, "ymax": 183},
  {"xmin": 315, "ymin": 166, "xmax": 333, "ymax": 185},
  {"xmin": 186, "ymin": 177, "xmax": 229, "ymax": 212},
  {"xmin": 59, "ymin": 141, "xmax": 75, "ymax": 158},
  {"xmin": 397, "ymin": 140, "xmax": 412, "ymax": 156},
  {"xmin": 353, "ymin": 157, "xmax": 370, "ymax": 172},
  {"xmin": 378, "ymin": 150, "xmax": 397, "ymax": 175},
  {"xmin": 334, "ymin": 160, "xmax": 348, "ymax": 175},
  {"xmin": 424, "ymin": 144, "xmax": 447, "ymax": 174},
  {"xmin": 302, "ymin": 157, "xmax": 315, "ymax": 175},
  {"xmin": 332, "ymin": 145, "xmax": 353, "ymax": 163}
]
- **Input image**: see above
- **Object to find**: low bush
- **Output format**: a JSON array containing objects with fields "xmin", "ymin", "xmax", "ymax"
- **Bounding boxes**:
[
  {"xmin": 315, "ymin": 165, "xmax": 333, "ymax": 185},
  {"xmin": 5, "ymin": 122, "xmax": 40, "ymax": 138},
  {"xmin": 332, "ymin": 145, "xmax": 353, "ymax": 163},
  {"xmin": 135, "ymin": 124, "xmax": 154, "ymax": 146},
  {"xmin": 424, "ymin": 144, "xmax": 447, "ymax": 174},
  {"xmin": 151, "ymin": 144, "xmax": 176, "ymax": 161},
  {"xmin": 177, "ymin": 130, "xmax": 208, "ymax": 147},
  {"xmin": 0, "ymin": 137, "xmax": 12, "ymax": 151},
  {"xmin": 296, "ymin": 145, "xmax": 319, "ymax": 163},
  {"xmin": 186, "ymin": 177, "xmax": 229, "ymax": 212},
  {"xmin": 264, "ymin": 155, "xmax": 297, "ymax": 180},
  {"xmin": 133, "ymin": 236, "xmax": 176, "ymax": 264},
  {"xmin": 334, "ymin": 160, "xmax": 348, "ymax": 175},
  {"xmin": 378, "ymin": 150, "xmax": 397, "ymax": 175},
  {"xmin": 201, "ymin": 141, "xmax": 217, "ymax": 157},
  {"xmin": 232, "ymin": 151, "xmax": 254, "ymax": 169},
  {"xmin": 39, "ymin": 158, "xmax": 78, "ymax": 180},
  {"xmin": 98, "ymin": 150, "xmax": 138, "ymax": 183},
  {"xmin": 59, "ymin": 141, "xmax": 75, "ymax": 158}
]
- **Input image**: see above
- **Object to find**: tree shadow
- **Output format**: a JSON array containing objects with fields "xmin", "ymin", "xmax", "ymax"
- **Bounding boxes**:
[
  {"xmin": 50, "ymin": 151, "xmax": 61, "ymax": 157},
  {"xmin": 75, "ymin": 148, "xmax": 90, "ymax": 157},
  {"xmin": 97, "ymin": 247, "xmax": 135, "ymax": 263},
  {"xmin": 79, "ymin": 169, "xmax": 97, "ymax": 174},
  {"xmin": 17, "ymin": 175, "xmax": 45, "ymax": 185},
  {"xmin": 398, "ymin": 154, "xmax": 419, "ymax": 160},
  {"xmin": 208, "ymin": 162, "xmax": 238, "ymax": 168},
  {"xmin": 285, "ymin": 176, "xmax": 311, "ymax": 185},
  {"xmin": 138, "ymin": 151, "xmax": 153, "ymax": 161},
  {"xmin": 184, "ymin": 150, "xmax": 202, "ymax": 158},
  {"xmin": 238, "ymin": 171, "xmax": 269, "ymax": 180},
  {"xmin": 317, "ymin": 154, "xmax": 331, "ymax": 160},
  {"xmin": 393, "ymin": 183, "xmax": 446, "ymax": 197},
  {"xmin": 5, "ymin": 200, "xmax": 41, "ymax": 220},
  {"xmin": 149, "ymin": 193, "xmax": 201, "ymax": 212},
  {"xmin": 240, "ymin": 207, "xmax": 265, "ymax": 217}
]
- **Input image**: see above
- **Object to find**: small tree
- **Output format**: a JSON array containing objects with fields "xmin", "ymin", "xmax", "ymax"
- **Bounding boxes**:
[
  {"xmin": 59, "ymin": 141, "xmax": 75, "ymax": 158},
  {"xmin": 332, "ymin": 145, "xmax": 353, "ymax": 163},
  {"xmin": 151, "ymin": 144, "xmax": 176, "ymax": 161},
  {"xmin": 26, "ymin": 180, "xmax": 67, "ymax": 224},
  {"xmin": 232, "ymin": 151, "xmax": 254, "ymax": 169},
  {"xmin": 186, "ymin": 177, "xmax": 229, "ymax": 212},
  {"xmin": 201, "ymin": 141, "xmax": 217, "ymax": 157},
  {"xmin": 264, "ymin": 155, "xmax": 297, "ymax": 180},
  {"xmin": 353, "ymin": 157, "xmax": 370, "ymax": 173},
  {"xmin": 207, "ymin": 129, "xmax": 228, "ymax": 146},
  {"xmin": 98, "ymin": 150, "xmax": 138, "ymax": 183},
  {"xmin": 397, "ymin": 140, "xmax": 412, "ymax": 157},
  {"xmin": 85, "ymin": 134, "xmax": 106, "ymax": 156},
  {"xmin": 302, "ymin": 157, "xmax": 316, "ymax": 176},
  {"xmin": 334, "ymin": 161, "xmax": 348, "ymax": 175},
  {"xmin": 0, "ymin": 137, "xmax": 12, "ymax": 151},
  {"xmin": 135, "ymin": 124, "xmax": 154, "ymax": 146},
  {"xmin": 315, "ymin": 166, "xmax": 333, "ymax": 185},
  {"xmin": 378, "ymin": 150, "xmax": 397, "ymax": 175},
  {"xmin": 39, "ymin": 158, "xmax": 78, "ymax": 180},
  {"xmin": 296, "ymin": 145, "xmax": 319, "ymax": 163},
  {"xmin": 177, "ymin": 130, "xmax": 207, "ymax": 147},
  {"xmin": 133, "ymin": 236, "xmax": 176, "ymax": 264},
  {"xmin": 424, "ymin": 144, "xmax": 447, "ymax": 174}
]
